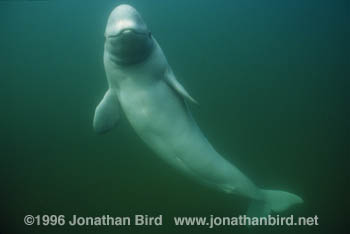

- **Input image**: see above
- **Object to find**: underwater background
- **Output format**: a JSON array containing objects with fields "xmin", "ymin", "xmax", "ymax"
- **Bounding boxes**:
[{"xmin": 0, "ymin": 0, "xmax": 348, "ymax": 233}]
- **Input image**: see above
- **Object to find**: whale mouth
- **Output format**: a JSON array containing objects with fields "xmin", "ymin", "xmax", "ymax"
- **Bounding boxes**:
[
  {"xmin": 105, "ymin": 26, "xmax": 153, "ymax": 66},
  {"xmin": 106, "ymin": 28, "xmax": 150, "ymax": 38}
]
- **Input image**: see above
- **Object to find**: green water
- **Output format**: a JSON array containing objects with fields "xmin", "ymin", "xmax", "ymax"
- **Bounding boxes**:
[{"xmin": 0, "ymin": 0, "xmax": 348, "ymax": 233}]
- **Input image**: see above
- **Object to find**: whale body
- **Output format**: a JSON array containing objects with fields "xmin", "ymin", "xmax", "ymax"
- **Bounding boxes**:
[{"xmin": 93, "ymin": 4, "xmax": 303, "ymax": 216}]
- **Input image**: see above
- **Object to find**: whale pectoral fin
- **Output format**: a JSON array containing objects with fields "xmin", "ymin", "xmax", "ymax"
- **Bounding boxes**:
[
  {"xmin": 93, "ymin": 90, "xmax": 121, "ymax": 134},
  {"xmin": 165, "ymin": 70, "xmax": 198, "ymax": 105}
]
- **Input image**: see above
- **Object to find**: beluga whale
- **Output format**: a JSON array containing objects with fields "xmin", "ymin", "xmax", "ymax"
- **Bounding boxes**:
[{"xmin": 93, "ymin": 4, "xmax": 303, "ymax": 216}]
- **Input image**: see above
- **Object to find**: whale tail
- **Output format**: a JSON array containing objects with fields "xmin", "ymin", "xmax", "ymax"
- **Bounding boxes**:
[{"xmin": 247, "ymin": 189, "xmax": 303, "ymax": 217}]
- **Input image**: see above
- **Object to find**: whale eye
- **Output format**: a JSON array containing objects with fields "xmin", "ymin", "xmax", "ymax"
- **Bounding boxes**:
[{"xmin": 148, "ymin": 31, "xmax": 152, "ymax": 38}]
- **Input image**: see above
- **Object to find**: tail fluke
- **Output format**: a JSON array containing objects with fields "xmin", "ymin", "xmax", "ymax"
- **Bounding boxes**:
[{"xmin": 247, "ymin": 189, "xmax": 303, "ymax": 217}]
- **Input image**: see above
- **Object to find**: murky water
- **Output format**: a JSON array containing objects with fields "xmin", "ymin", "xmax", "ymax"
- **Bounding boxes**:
[{"xmin": 1, "ymin": 0, "xmax": 348, "ymax": 233}]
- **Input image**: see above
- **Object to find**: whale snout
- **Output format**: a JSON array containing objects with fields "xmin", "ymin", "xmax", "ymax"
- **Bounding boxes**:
[
  {"xmin": 105, "ymin": 4, "xmax": 149, "ymax": 38},
  {"xmin": 104, "ymin": 4, "xmax": 153, "ymax": 65}
]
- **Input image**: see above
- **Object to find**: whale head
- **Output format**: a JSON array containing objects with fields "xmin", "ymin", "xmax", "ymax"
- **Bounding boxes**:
[{"xmin": 104, "ymin": 4, "xmax": 153, "ymax": 65}]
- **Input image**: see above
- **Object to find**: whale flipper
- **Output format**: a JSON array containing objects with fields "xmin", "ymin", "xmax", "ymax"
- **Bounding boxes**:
[
  {"xmin": 93, "ymin": 90, "xmax": 120, "ymax": 134},
  {"xmin": 165, "ymin": 69, "xmax": 198, "ymax": 105}
]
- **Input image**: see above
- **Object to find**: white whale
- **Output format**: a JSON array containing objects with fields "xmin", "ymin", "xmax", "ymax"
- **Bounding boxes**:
[{"xmin": 93, "ymin": 4, "xmax": 303, "ymax": 216}]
